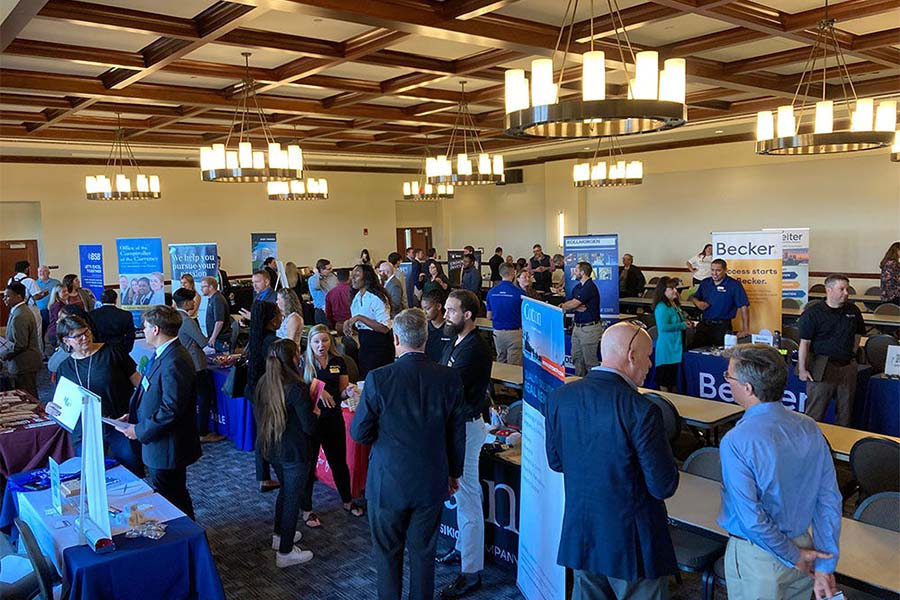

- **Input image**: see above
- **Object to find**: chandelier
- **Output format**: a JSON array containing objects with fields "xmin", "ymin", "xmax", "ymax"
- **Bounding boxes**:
[
  {"xmin": 404, "ymin": 145, "xmax": 455, "ymax": 200},
  {"xmin": 425, "ymin": 81, "xmax": 504, "ymax": 186},
  {"xmin": 755, "ymin": 2, "xmax": 895, "ymax": 155},
  {"xmin": 891, "ymin": 132, "xmax": 899, "ymax": 162},
  {"xmin": 267, "ymin": 177, "xmax": 329, "ymax": 201},
  {"xmin": 199, "ymin": 53, "xmax": 303, "ymax": 182},
  {"xmin": 85, "ymin": 115, "xmax": 160, "ymax": 200},
  {"xmin": 573, "ymin": 136, "xmax": 643, "ymax": 188},
  {"xmin": 504, "ymin": 0, "xmax": 686, "ymax": 138}
]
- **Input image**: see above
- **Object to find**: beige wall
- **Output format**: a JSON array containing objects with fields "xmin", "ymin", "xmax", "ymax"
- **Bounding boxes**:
[{"xmin": 0, "ymin": 202, "xmax": 41, "ymax": 244}]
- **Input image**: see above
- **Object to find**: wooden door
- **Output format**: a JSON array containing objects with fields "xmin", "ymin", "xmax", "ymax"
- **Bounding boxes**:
[
  {"xmin": 396, "ymin": 227, "xmax": 432, "ymax": 256},
  {"xmin": 0, "ymin": 240, "xmax": 39, "ymax": 325}
]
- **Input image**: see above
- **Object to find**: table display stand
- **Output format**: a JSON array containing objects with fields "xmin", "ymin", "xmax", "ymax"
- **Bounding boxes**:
[{"xmin": 77, "ymin": 393, "xmax": 112, "ymax": 550}]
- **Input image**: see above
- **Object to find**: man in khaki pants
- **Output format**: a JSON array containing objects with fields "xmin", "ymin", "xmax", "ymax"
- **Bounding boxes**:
[
  {"xmin": 485, "ymin": 262, "xmax": 524, "ymax": 365},
  {"xmin": 718, "ymin": 344, "xmax": 841, "ymax": 600},
  {"xmin": 560, "ymin": 262, "xmax": 602, "ymax": 376}
]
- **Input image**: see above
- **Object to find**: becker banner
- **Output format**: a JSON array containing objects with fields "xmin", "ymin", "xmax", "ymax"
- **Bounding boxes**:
[{"xmin": 712, "ymin": 231, "xmax": 783, "ymax": 334}]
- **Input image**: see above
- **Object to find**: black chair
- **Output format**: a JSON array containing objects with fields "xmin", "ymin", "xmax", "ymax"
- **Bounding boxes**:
[
  {"xmin": 865, "ymin": 334, "xmax": 899, "ymax": 374},
  {"xmin": 780, "ymin": 338, "xmax": 799, "ymax": 353},
  {"xmin": 646, "ymin": 325, "xmax": 658, "ymax": 342},
  {"xmin": 682, "ymin": 447, "xmax": 722, "ymax": 481},
  {"xmin": 14, "ymin": 518, "xmax": 62, "ymax": 600},
  {"xmin": 810, "ymin": 283, "xmax": 826, "ymax": 293},
  {"xmin": 873, "ymin": 303, "xmax": 900, "ymax": 316},
  {"xmin": 782, "ymin": 325, "xmax": 801, "ymax": 344},
  {"xmin": 639, "ymin": 312, "xmax": 656, "ymax": 328},
  {"xmin": 850, "ymin": 437, "xmax": 900, "ymax": 501},
  {"xmin": 642, "ymin": 392, "xmax": 681, "ymax": 445},
  {"xmin": 802, "ymin": 298, "xmax": 821, "ymax": 311},
  {"xmin": 853, "ymin": 491, "xmax": 900, "ymax": 532},
  {"xmin": 505, "ymin": 400, "xmax": 523, "ymax": 428},
  {"xmin": 865, "ymin": 286, "xmax": 881, "ymax": 296},
  {"xmin": 781, "ymin": 298, "xmax": 800, "ymax": 309},
  {"xmin": 848, "ymin": 285, "xmax": 857, "ymax": 295},
  {"xmin": 648, "ymin": 277, "xmax": 660, "ymax": 285}
]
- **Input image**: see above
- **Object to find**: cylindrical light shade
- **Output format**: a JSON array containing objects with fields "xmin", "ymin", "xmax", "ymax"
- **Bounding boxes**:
[
  {"xmin": 200, "ymin": 147, "xmax": 213, "ymax": 170},
  {"xmin": 893, "ymin": 131, "xmax": 900, "ymax": 152},
  {"xmin": 625, "ymin": 161, "xmax": 643, "ymax": 179},
  {"xmin": 320, "ymin": 180, "xmax": 329, "ymax": 197},
  {"xmin": 776, "ymin": 105, "xmax": 795, "ymax": 138},
  {"xmin": 426, "ymin": 157, "xmax": 437, "ymax": 177},
  {"xmin": 149, "ymin": 176, "xmax": 160, "ymax": 193},
  {"xmin": 403, "ymin": 182, "xmax": 411, "ymax": 196},
  {"xmin": 424, "ymin": 183, "xmax": 433, "ymax": 194},
  {"xmin": 504, "ymin": 69, "xmax": 529, "ymax": 113},
  {"xmin": 756, "ymin": 111, "xmax": 774, "ymax": 141},
  {"xmin": 478, "ymin": 153, "xmax": 491, "ymax": 174},
  {"xmin": 226, "ymin": 151, "xmax": 239, "ymax": 169},
  {"xmin": 814, "ymin": 101, "xmax": 833, "ymax": 134},
  {"xmin": 85, "ymin": 176, "xmax": 97, "ymax": 193},
  {"xmin": 660, "ymin": 58, "xmax": 685, "ymax": 104},
  {"xmin": 592, "ymin": 162, "xmax": 607, "ymax": 181},
  {"xmin": 267, "ymin": 143, "xmax": 282, "ymax": 168},
  {"xmin": 457, "ymin": 153, "xmax": 470, "ymax": 175},
  {"xmin": 875, "ymin": 100, "xmax": 897, "ymax": 132},
  {"xmin": 582, "ymin": 51, "xmax": 606, "ymax": 101},
  {"xmin": 100, "ymin": 176, "xmax": 111, "ymax": 193},
  {"xmin": 115, "ymin": 174, "xmax": 130, "ymax": 193},
  {"xmin": 573, "ymin": 162, "xmax": 590, "ymax": 182},
  {"xmin": 531, "ymin": 58, "xmax": 557, "ymax": 106},
  {"xmin": 211, "ymin": 144, "xmax": 226, "ymax": 169},
  {"xmin": 136, "ymin": 174, "xmax": 149, "ymax": 192},
  {"xmin": 492, "ymin": 155, "xmax": 504, "ymax": 177},
  {"xmin": 238, "ymin": 142, "xmax": 252, "ymax": 168},
  {"xmin": 634, "ymin": 51, "xmax": 659, "ymax": 100},
  {"xmin": 851, "ymin": 98, "xmax": 874, "ymax": 132},
  {"xmin": 288, "ymin": 145, "xmax": 303, "ymax": 170},
  {"xmin": 253, "ymin": 152, "xmax": 265, "ymax": 169}
]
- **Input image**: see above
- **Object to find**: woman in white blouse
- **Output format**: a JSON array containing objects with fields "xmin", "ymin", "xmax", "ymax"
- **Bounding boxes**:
[
  {"xmin": 686, "ymin": 243, "xmax": 713, "ymax": 285},
  {"xmin": 342, "ymin": 264, "xmax": 393, "ymax": 377},
  {"xmin": 276, "ymin": 288, "xmax": 305, "ymax": 346}
]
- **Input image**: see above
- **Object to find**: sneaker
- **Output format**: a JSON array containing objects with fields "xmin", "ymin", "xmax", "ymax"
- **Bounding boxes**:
[
  {"xmin": 275, "ymin": 546, "xmax": 314, "ymax": 568},
  {"xmin": 272, "ymin": 531, "xmax": 303, "ymax": 550}
]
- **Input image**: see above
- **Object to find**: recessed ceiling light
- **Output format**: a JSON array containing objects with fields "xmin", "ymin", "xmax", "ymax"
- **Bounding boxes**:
[{"xmin": 715, "ymin": 129, "xmax": 724, "ymax": 134}]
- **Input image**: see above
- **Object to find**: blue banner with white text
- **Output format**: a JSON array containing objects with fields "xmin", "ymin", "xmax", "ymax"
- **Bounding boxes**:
[
  {"xmin": 116, "ymin": 237, "xmax": 164, "ymax": 326},
  {"xmin": 78, "ymin": 244, "xmax": 105, "ymax": 303},
  {"xmin": 251, "ymin": 233, "xmax": 277, "ymax": 272},
  {"xmin": 168, "ymin": 243, "xmax": 218, "ymax": 292},
  {"xmin": 563, "ymin": 234, "xmax": 619, "ymax": 318}
]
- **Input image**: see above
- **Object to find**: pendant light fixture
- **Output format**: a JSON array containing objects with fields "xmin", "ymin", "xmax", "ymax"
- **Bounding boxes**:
[
  {"xmin": 572, "ymin": 136, "xmax": 643, "ymax": 188},
  {"xmin": 755, "ymin": 1, "xmax": 895, "ymax": 155},
  {"xmin": 267, "ymin": 177, "xmax": 329, "ymax": 201},
  {"xmin": 404, "ymin": 144, "xmax": 455, "ymax": 200},
  {"xmin": 85, "ymin": 114, "xmax": 160, "ymax": 201},
  {"xmin": 199, "ymin": 53, "xmax": 303, "ymax": 182},
  {"xmin": 426, "ymin": 81, "xmax": 504, "ymax": 186},
  {"xmin": 504, "ymin": 0, "xmax": 686, "ymax": 138},
  {"xmin": 891, "ymin": 132, "xmax": 899, "ymax": 162}
]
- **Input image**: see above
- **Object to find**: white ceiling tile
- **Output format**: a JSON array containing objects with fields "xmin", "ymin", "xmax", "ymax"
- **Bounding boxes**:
[
  {"xmin": 694, "ymin": 38, "xmax": 807, "ymax": 63},
  {"xmin": 365, "ymin": 96, "xmax": 422, "ymax": 108},
  {"xmin": 246, "ymin": 11, "xmax": 373, "ymax": 41},
  {"xmin": 387, "ymin": 36, "xmax": 489, "ymax": 60},
  {"xmin": 263, "ymin": 85, "xmax": 334, "ymax": 100},
  {"xmin": 181, "ymin": 44, "xmax": 296, "ymax": 69},
  {"xmin": 91, "ymin": 0, "xmax": 214, "ymax": 19},
  {"xmin": 426, "ymin": 76, "xmax": 497, "ymax": 92},
  {"xmin": 0, "ymin": 55, "xmax": 107, "ymax": 77},
  {"xmin": 494, "ymin": 0, "xmax": 647, "ymax": 27},
  {"xmin": 140, "ymin": 71, "xmax": 237, "ymax": 89},
  {"xmin": 21, "ymin": 18, "xmax": 158, "ymax": 52},
  {"xmin": 317, "ymin": 62, "xmax": 413, "ymax": 80},
  {"xmin": 625, "ymin": 14, "xmax": 733, "ymax": 47},
  {"xmin": 837, "ymin": 11, "xmax": 900, "ymax": 36}
]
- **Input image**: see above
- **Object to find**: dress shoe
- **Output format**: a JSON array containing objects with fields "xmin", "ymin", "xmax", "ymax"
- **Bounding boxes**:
[
  {"xmin": 199, "ymin": 433, "xmax": 226, "ymax": 443},
  {"xmin": 259, "ymin": 480, "xmax": 280, "ymax": 493},
  {"xmin": 440, "ymin": 573, "xmax": 481, "ymax": 598},
  {"xmin": 435, "ymin": 549, "xmax": 461, "ymax": 565}
]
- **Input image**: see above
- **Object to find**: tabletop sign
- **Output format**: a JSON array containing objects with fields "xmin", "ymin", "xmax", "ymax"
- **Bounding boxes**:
[
  {"xmin": 886, "ymin": 346, "xmax": 900, "ymax": 377},
  {"xmin": 49, "ymin": 457, "xmax": 62, "ymax": 515}
]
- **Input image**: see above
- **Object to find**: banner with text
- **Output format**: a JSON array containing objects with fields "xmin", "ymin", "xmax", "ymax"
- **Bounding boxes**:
[
  {"xmin": 168, "ymin": 243, "xmax": 218, "ymax": 292},
  {"xmin": 117, "ymin": 237, "xmax": 164, "ymax": 326},
  {"xmin": 517, "ymin": 297, "xmax": 566, "ymax": 600},
  {"xmin": 767, "ymin": 228, "xmax": 810, "ymax": 308},
  {"xmin": 446, "ymin": 249, "xmax": 483, "ymax": 287},
  {"xmin": 251, "ymin": 233, "xmax": 277, "ymax": 272},
  {"xmin": 78, "ymin": 244, "xmax": 105, "ymax": 303},
  {"xmin": 712, "ymin": 230, "xmax": 782, "ymax": 334},
  {"xmin": 563, "ymin": 234, "xmax": 619, "ymax": 318}
]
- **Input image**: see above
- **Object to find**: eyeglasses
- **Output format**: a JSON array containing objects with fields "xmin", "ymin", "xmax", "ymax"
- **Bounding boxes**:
[
  {"xmin": 626, "ymin": 320, "xmax": 648, "ymax": 353},
  {"xmin": 65, "ymin": 330, "xmax": 89, "ymax": 342},
  {"xmin": 723, "ymin": 371, "xmax": 738, "ymax": 382}
]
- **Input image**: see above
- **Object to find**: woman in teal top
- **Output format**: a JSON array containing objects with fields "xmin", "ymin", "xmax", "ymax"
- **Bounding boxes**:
[{"xmin": 652, "ymin": 277, "xmax": 694, "ymax": 392}]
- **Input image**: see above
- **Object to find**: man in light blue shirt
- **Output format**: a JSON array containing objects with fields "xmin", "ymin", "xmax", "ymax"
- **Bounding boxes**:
[
  {"xmin": 308, "ymin": 258, "xmax": 337, "ymax": 326},
  {"xmin": 718, "ymin": 343, "xmax": 841, "ymax": 600}
]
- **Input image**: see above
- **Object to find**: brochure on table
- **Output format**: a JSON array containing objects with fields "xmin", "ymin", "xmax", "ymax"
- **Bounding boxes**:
[{"xmin": 886, "ymin": 346, "xmax": 900, "ymax": 377}]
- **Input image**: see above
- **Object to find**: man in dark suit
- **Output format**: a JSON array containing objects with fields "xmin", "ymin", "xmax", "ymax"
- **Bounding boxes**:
[
  {"xmin": 91, "ymin": 289, "xmax": 136, "ymax": 352},
  {"xmin": 351, "ymin": 308, "xmax": 467, "ymax": 600},
  {"xmin": 545, "ymin": 321, "xmax": 679, "ymax": 599},
  {"xmin": 1, "ymin": 282, "xmax": 42, "ymax": 398},
  {"xmin": 119, "ymin": 306, "xmax": 202, "ymax": 519}
]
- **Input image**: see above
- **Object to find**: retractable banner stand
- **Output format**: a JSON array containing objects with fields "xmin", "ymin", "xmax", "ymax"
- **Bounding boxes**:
[
  {"xmin": 78, "ymin": 244, "xmax": 105, "ymax": 302},
  {"xmin": 563, "ymin": 234, "xmax": 619, "ymax": 318},
  {"xmin": 517, "ymin": 297, "xmax": 566, "ymax": 600},
  {"xmin": 765, "ymin": 228, "xmax": 810, "ymax": 308},
  {"xmin": 447, "ymin": 249, "xmax": 483, "ymax": 287},
  {"xmin": 250, "ymin": 233, "xmax": 277, "ymax": 272},
  {"xmin": 117, "ymin": 237, "xmax": 164, "ymax": 326},
  {"xmin": 712, "ymin": 231, "xmax": 783, "ymax": 334},
  {"xmin": 168, "ymin": 243, "xmax": 218, "ymax": 292}
]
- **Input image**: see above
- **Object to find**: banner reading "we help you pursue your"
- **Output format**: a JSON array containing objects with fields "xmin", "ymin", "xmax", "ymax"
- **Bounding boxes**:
[{"xmin": 712, "ymin": 230, "xmax": 783, "ymax": 335}]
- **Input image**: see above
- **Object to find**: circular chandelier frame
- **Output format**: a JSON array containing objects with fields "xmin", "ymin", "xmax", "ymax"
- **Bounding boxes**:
[
  {"xmin": 756, "ymin": 131, "xmax": 894, "ymax": 156},
  {"xmin": 506, "ymin": 98, "xmax": 685, "ymax": 138}
]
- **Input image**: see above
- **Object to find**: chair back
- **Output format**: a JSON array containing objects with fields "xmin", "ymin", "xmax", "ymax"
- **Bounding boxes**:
[
  {"xmin": 505, "ymin": 400, "xmax": 523, "ymax": 428},
  {"xmin": 848, "ymin": 285, "xmax": 857, "ymax": 295},
  {"xmin": 781, "ymin": 298, "xmax": 800, "ymax": 309},
  {"xmin": 647, "ymin": 326, "xmax": 658, "ymax": 342},
  {"xmin": 682, "ymin": 447, "xmax": 722, "ymax": 482},
  {"xmin": 648, "ymin": 277, "xmax": 660, "ymax": 285},
  {"xmin": 780, "ymin": 338, "xmax": 799, "ymax": 353},
  {"xmin": 810, "ymin": 283, "xmax": 826, "ymax": 293},
  {"xmin": 873, "ymin": 303, "xmax": 900, "ymax": 316},
  {"xmin": 782, "ymin": 325, "xmax": 801, "ymax": 343},
  {"xmin": 14, "ymin": 518, "xmax": 58, "ymax": 600},
  {"xmin": 865, "ymin": 286, "xmax": 881, "ymax": 296},
  {"xmin": 642, "ymin": 392, "xmax": 681, "ymax": 445},
  {"xmin": 865, "ymin": 334, "xmax": 900, "ymax": 374},
  {"xmin": 639, "ymin": 312, "xmax": 656, "ymax": 328},
  {"xmin": 803, "ymin": 299, "xmax": 822, "ymax": 311},
  {"xmin": 850, "ymin": 437, "xmax": 900, "ymax": 499},
  {"xmin": 853, "ymin": 491, "xmax": 900, "ymax": 532}
]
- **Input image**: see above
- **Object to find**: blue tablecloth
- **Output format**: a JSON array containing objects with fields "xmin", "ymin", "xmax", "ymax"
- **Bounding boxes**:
[
  {"xmin": 862, "ymin": 375, "xmax": 900, "ymax": 436},
  {"xmin": 681, "ymin": 350, "xmax": 873, "ymax": 428},
  {"xmin": 62, "ymin": 516, "xmax": 225, "ymax": 600},
  {"xmin": 208, "ymin": 367, "xmax": 255, "ymax": 451}
]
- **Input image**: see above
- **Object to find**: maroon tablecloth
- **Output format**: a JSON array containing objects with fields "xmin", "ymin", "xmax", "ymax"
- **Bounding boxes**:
[{"xmin": 0, "ymin": 421, "xmax": 74, "ymax": 479}]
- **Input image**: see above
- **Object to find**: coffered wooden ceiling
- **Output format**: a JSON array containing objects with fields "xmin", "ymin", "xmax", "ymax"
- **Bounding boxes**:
[{"xmin": 1, "ymin": 0, "xmax": 898, "ymax": 165}]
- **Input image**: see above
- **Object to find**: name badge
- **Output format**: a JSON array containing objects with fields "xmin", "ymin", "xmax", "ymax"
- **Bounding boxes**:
[
  {"xmin": 141, "ymin": 377, "xmax": 150, "ymax": 391},
  {"xmin": 329, "ymin": 365, "xmax": 341, "ymax": 374},
  {"xmin": 716, "ymin": 286, "xmax": 726, "ymax": 292}
]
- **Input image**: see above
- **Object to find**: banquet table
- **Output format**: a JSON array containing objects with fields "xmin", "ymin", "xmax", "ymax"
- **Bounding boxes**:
[
  {"xmin": 315, "ymin": 407, "xmax": 369, "ymax": 499},
  {"xmin": 861, "ymin": 374, "xmax": 900, "ymax": 436},
  {"xmin": 207, "ymin": 366, "xmax": 256, "ymax": 451},
  {"xmin": 15, "ymin": 464, "xmax": 225, "ymax": 600},
  {"xmin": 0, "ymin": 390, "xmax": 73, "ymax": 482}
]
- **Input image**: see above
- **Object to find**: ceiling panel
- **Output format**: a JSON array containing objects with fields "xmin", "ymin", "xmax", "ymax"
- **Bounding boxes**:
[
  {"xmin": 181, "ymin": 44, "xmax": 298, "ymax": 69},
  {"xmin": 387, "ymin": 36, "xmax": 490, "ymax": 61},
  {"xmin": 837, "ymin": 12, "xmax": 900, "ymax": 36},
  {"xmin": 91, "ymin": 0, "xmax": 215, "ymax": 19},
  {"xmin": 625, "ymin": 14, "xmax": 733, "ymax": 47},
  {"xmin": 0, "ymin": 55, "xmax": 107, "ymax": 77},
  {"xmin": 244, "ymin": 11, "xmax": 374, "ymax": 41},
  {"xmin": 317, "ymin": 62, "xmax": 414, "ymax": 80},
  {"xmin": 763, "ymin": 54, "xmax": 866, "ymax": 76},
  {"xmin": 427, "ymin": 76, "xmax": 498, "ymax": 92},
  {"xmin": 262, "ymin": 85, "xmax": 334, "ymax": 100},
  {"xmin": 21, "ymin": 18, "xmax": 158, "ymax": 51},
  {"xmin": 494, "ymin": 0, "xmax": 647, "ymax": 27},
  {"xmin": 693, "ymin": 38, "xmax": 807, "ymax": 63},
  {"xmin": 365, "ymin": 96, "xmax": 423, "ymax": 107},
  {"xmin": 140, "ymin": 71, "xmax": 238, "ymax": 89}
]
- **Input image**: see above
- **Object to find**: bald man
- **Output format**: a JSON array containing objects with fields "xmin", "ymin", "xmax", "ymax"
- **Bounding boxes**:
[{"xmin": 545, "ymin": 322, "xmax": 679, "ymax": 600}]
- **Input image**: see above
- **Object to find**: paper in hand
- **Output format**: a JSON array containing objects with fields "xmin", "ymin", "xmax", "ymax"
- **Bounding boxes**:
[{"xmin": 101, "ymin": 417, "xmax": 130, "ymax": 430}]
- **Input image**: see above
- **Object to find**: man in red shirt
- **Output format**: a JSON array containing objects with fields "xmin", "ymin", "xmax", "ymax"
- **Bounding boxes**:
[{"xmin": 325, "ymin": 268, "xmax": 352, "ymax": 330}]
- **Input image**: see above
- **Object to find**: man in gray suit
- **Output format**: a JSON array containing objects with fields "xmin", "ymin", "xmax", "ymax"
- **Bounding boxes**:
[
  {"xmin": 378, "ymin": 261, "xmax": 405, "ymax": 318},
  {"xmin": 1, "ymin": 282, "xmax": 42, "ymax": 399}
]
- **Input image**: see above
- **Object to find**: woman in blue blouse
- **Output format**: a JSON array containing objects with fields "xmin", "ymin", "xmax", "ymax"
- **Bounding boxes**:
[{"xmin": 652, "ymin": 277, "xmax": 694, "ymax": 392}]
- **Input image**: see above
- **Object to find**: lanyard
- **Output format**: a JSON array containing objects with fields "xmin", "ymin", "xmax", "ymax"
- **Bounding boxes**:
[{"xmin": 74, "ymin": 352, "xmax": 93, "ymax": 390}]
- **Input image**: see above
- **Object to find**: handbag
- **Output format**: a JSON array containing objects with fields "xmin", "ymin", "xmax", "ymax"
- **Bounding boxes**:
[{"xmin": 222, "ymin": 355, "xmax": 249, "ymax": 398}]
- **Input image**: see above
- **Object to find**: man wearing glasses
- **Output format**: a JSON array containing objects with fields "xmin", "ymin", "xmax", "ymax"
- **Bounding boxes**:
[
  {"xmin": 718, "ymin": 344, "xmax": 841, "ymax": 600},
  {"xmin": 545, "ymin": 322, "xmax": 679, "ymax": 599}
]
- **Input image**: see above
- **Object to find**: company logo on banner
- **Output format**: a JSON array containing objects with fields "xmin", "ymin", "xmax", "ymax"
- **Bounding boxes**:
[
  {"xmin": 78, "ymin": 245, "xmax": 105, "ymax": 302},
  {"xmin": 251, "ymin": 233, "xmax": 277, "ymax": 272},
  {"xmin": 765, "ymin": 228, "xmax": 810, "ymax": 307},
  {"xmin": 116, "ymin": 238, "xmax": 164, "ymax": 326},
  {"xmin": 446, "ymin": 248, "xmax": 482, "ymax": 287},
  {"xmin": 168, "ymin": 243, "xmax": 218, "ymax": 292},
  {"xmin": 517, "ymin": 297, "xmax": 566, "ymax": 600},
  {"xmin": 563, "ymin": 234, "xmax": 619, "ymax": 317},
  {"xmin": 712, "ymin": 231, "xmax": 783, "ymax": 334}
]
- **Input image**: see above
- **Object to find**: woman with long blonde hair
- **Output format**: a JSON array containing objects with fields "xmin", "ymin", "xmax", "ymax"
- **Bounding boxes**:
[
  {"xmin": 298, "ymin": 325, "xmax": 364, "ymax": 528},
  {"xmin": 276, "ymin": 288, "xmax": 305, "ymax": 345},
  {"xmin": 254, "ymin": 338, "xmax": 317, "ymax": 568}
]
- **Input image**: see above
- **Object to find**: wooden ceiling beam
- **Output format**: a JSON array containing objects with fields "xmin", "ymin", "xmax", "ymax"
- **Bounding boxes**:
[
  {"xmin": 437, "ymin": 0, "xmax": 522, "ymax": 21},
  {"xmin": 782, "ymin": 0, "xmax": 900, "ymax": 33},
  {"xmin": 217, "ymin": 28, "xmax": 343, "ymax": 58},
  {"xmin": 124, "ymin": 106, "xmax": 209, "ymax": 138},
  {"xmin": 1, "ymin": 0, "xmax": 50, "ymax": 53},
  {"xmin": 37, "ymin": 0, "xmax": 198, "ymax": 39},
  {"xmin": 658, "ymin": 27, "xmax": 768, "ymax": 57},
  {"xmin": 0, "ymin": 93, "xmax": 74, "ymax": 110},
  {"xmin": 571, "ymin": 4, "xmax": 683, "ymax": 41},
  {"xmin": 26, "ymin": 96, "xmax": 98, "ymax": 132}
]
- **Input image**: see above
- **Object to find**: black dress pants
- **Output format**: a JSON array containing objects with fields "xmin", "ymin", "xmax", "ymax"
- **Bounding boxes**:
[
  {"xmin": 302, "ymin": 409, "xmax": 352, "ymax": 510},
  {"xmin": 148, "ymin": 467, "xmax": 195, "ymax": 520},
  {"xmin": 272, "ymin": 461, "xmax": 309, "ymax": 553},
  {"xmin": 357, "ymin": 329, "xmax": 394, "ymax": 378},
  {"xmin": 369, "ymin": 501, "xmax": 443, "ymax": 600}
]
